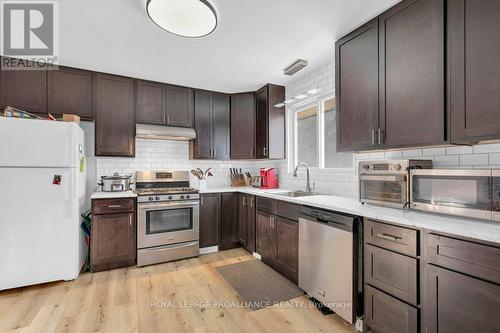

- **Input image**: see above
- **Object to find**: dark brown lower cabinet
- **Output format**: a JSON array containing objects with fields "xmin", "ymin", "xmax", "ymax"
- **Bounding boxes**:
[
  {"xmin": 199, "ymin": 194, "xmax": 220, "ymax": 248},
  {"xmin": 256, "ymin": 210, "xmax": 276, "ymax": 262},
  {"xmin": 91, "ymin": 198, "xmax": 136, "ymax": 272},
  {"xmin": 219, "ymin": 193, "xmax": 239, "ymax": 250},
  {"xmin": 365, "ymin": 285, "xmax": 418, "ymax": 333},
  {"xmin": 237, "ymin": 194, "xmax": 256, "ymax": 252}
]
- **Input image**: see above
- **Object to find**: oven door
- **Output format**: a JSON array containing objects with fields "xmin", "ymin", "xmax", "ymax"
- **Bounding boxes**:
[
  {"xmin": 410, "ymin": 169, "xmax": 492, "ymax": 220},
  {"xmin": 138, "ymin": 200, "xmax": 200, "ymax": 249},
  {"xmin": 359, "ymin": 174, "xmax": 408, "ymax": 208}
]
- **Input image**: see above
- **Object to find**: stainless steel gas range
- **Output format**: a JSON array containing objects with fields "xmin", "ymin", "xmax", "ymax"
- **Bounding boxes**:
[{"xmin": 135, "ymin": 170, "xmax": 200, "ymax": 267}]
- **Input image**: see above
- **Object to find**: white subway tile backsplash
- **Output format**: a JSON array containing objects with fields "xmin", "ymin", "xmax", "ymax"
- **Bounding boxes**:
[
  {"xmin": 422, "ymin": 147, "xmax": 446, "ymax": 156},
  {"xmin": 446, "ymin": 146, "xmax": 473, "ymax": 155},
  {"xmin": 402, "ymin": 149, "xmax": 423, "ymax": 158},
  {"xmin": 460, "ymin": 154, "xmax": 489, "ymax": 166},
  {"xmin": 432, "ymin": 155, "xmax": 460, "ymax": 166}
]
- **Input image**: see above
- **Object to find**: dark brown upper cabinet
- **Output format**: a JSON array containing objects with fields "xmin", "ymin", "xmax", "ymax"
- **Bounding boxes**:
[
  {"xmin": 231, "ymin": 92, "xmax": 256, "ymax": 159},
  {"xmin": 0, "ymin": 65, "xmax": 47, "ymax": 114},
  {"xmin": 335, "ymin": 19, "xmax": 379, "ymax": 152},
  {"xmin": 165, "ymin": 85, "xmax": 194, "ymax": 128},
  {"xmin": 94, "ymin": 73, "xmax": 135, "ymax": 157},
  {"xmin": 449, "ymin": 0, "xmax": 500, "ymax": 143},
  {"xmin": 255, "ymin": 84, "xmax": 285, "ymax": 159},
  {"xmin": 136, "ymin": 80, "xmax": 164, "ymax": 125},
  {"xmin": 191, "ymin": 90, "xmax": 230, "ymax": 160},
  {"xmin": 136, "ymin": 82, "xmax": 194, "ymax": 128},
  {"xmin": 47, "ymin": 66, "xmax": 93, "ymax": 119},
  {"xmin": 336, "ymin": 0, "xmax": 446, "ymax": 151},
  {"xmin": 379, "ymin": 0, "xmax": 445, "ymax": 148}
]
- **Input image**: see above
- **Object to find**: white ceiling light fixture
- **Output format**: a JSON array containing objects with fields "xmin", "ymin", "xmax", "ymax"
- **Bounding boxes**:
[
  {"xmin": 146, "ymin": 0, "xmax": 217, "ymax": 38},
  {"xmin": 274, "ymin": 88, "xmax": 321, "ymax": 108}
]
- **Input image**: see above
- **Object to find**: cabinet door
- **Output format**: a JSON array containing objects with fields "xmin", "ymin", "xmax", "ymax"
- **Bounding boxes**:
[
  {"xmin": 267, "ymin": 84, "xmax": 285, "ymax": 159},
  {"xmin": 94, "ymin": 73, "xmax": 135, "ymax": 157},
  {"xmin": 246, "ymin": 196, "xmax": 256, "ymax": 253},
  {"xmin": 449, "ymin": 0, "xmax": 500, "ymax": 143},
  {"xmin": 136, "ymin": 80, "xmax": 164, "ymax": 125},
  {"xmin": 199, "ymin": 194, "xmax": 220, "ymax": 248},
  {"xmin": 425, "ymin": 265, "xmax": 500, "ymax": 333},
  {"xmin": 91, "ymin": 212, "xmax": 135, "ymax": 272},
  {"xmin": 379, "ymin": 0, "xmax": 445, "ymax": 148},
  {"xmin": 0, "ymin": 67, "xmax": 47, "ymax": 113},
  {"xmin": 220, "ymin": 193, "xmax": 238, "ymax": 250},
  {"xmin": 165, "ymin": 85, "xmax": 193, "ymax": 127},
  {"xmin": 231, "ymin": 93, "xmax": 255, "ymax": 159},
  {"xmin": 335, "ymin": 19, "xmax": 379, "ymax": 152},
  {"xmin": 255, "ymin": 87, "xmax": 269, "ymax": 158},
  {"xmin": 256, "ymin": 210, "xmax": 275, "ymax": 262},
  {"xmin": 275, "ymin": 217, "xmax": 299, "ymax": 283},
  {"xmin": 192, "ymin": 90, "xmax": 212, "ymax": 159},
  {"xmin": 212, "ymin": 93, "xmax": 230, "ymax": 160},
  {"xmin": 47, "ymin": 66, "xmax": 92, "ymax": 118},
  {"xmin": 237, "ymin": 194, "xmax": 248, "ymax": 246}
]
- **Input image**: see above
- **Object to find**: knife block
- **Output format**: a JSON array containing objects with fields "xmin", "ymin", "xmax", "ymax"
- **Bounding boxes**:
[{"xmin": 230, "ymin": 174, "xmax": 247, "ymax": 187}]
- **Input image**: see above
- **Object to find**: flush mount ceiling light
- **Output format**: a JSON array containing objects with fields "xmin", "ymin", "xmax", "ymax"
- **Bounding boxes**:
[{"xmin": 146, "ymin": 0, "xmax": 217, "ymax": 38}]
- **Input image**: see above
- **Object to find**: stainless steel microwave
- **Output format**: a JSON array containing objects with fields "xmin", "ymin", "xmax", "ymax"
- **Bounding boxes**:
[{"xmin": 410, "ymin": 169, "xmax": 500, "ymax": 221}]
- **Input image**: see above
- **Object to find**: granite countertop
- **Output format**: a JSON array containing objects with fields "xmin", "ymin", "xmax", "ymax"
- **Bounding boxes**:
[
  {"xmin": 200, "ymin": 187, "xmax": 500, "ymax": 244},
  {"xmin": 91, "ymin": 190, "xmax": 137, "ymax": 199}
]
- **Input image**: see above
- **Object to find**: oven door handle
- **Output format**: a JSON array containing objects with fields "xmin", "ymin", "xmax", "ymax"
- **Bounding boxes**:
[
  {"xmin": 359, "ymin": 174, "xmax": 406, "ymax": 182},
  {"xmin": 138, "ymin": 201, "xmax": 199, "ymax": 211}
]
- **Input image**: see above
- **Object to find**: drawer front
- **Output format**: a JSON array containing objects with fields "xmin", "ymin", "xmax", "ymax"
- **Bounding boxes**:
[
  {"xmin": 365, "ymin": 285, "xmax": 418, "ymax": 333},
  {"xmin": 365, "ymin": 219, "xmax": 418, "ymax": 256},
  {"xmin": 275, "ymin": 200, "xmax": 301, "ymax": 221},
  {"xmin": 92, "ymin": 198, "xmax": 135, "ymax": 215},
  {"xmin": 365, "ymin": 244, "xmax": 418, "ymax": 305},
  {"xmin": 427, "ymin": 233, "xmax": 500, "ymax": 285},
  {"xmin": 256, "ymin": 197, "xmax": 275, "ymax": 214}
]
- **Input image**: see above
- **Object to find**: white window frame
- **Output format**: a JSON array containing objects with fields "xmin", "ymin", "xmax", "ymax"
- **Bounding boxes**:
[{"xmin": 287, "ymin": 89, "xmax": 354, "ymax": 173}]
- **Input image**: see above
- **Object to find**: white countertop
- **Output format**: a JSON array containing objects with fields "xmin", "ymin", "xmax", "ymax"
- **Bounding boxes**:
[
  {"xmin": 201, "ymin": 187, "xmax": 500, "ymax": 244},
  {"xmin": 91, "ymin": 190, "xmax": 137, "ymax": 199}
]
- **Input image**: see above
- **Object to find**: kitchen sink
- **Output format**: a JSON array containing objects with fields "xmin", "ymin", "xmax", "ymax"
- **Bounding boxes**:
[{"xmin": 268, "ymin": 191, "xmax": 321, "ymax": 198}]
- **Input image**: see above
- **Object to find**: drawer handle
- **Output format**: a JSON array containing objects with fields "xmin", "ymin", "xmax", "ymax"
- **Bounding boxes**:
[
  {"xmin": 376, "ymin": 233, "xmax": 401, "ymax": 242},
  {"xmin": 108, "ymin": 204, "xmax": 122, "ymax": 208}
]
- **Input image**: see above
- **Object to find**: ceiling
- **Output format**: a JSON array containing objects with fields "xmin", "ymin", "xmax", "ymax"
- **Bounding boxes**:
[{"xmin": 59, "ymin": 0, "xmax": 400, "ymax": 93}]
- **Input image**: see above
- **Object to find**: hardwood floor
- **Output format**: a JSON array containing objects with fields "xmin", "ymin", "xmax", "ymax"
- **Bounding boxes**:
[{"xmin": 0, "ymin": 248, "xmax": 356, "ymax": 333}]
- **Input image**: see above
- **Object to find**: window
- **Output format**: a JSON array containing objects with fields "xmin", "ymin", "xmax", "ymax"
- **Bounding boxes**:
[{"xmin": 289, "ymin": 94, "xmax": 353, "ymax": 170}]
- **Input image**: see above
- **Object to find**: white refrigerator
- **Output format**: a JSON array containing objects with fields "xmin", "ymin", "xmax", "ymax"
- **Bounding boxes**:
[{"xmin": 0, "ymin": 117, "xmax": 87, "ymax": 290}]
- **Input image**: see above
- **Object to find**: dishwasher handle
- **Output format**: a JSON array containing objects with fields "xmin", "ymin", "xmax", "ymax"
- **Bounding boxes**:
[{"xmin": 300, "ymin": 216, "xmax": 354, "ymax": 233}]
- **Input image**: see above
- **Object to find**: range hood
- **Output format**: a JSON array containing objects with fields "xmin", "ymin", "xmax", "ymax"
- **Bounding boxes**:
[{"xmin": 136, "ymin": 124, "xmax": 196, "ymax": 141}]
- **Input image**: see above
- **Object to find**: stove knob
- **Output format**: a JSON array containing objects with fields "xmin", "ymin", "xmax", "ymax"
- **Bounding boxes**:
[
  {"xmin": 186, "ymin": 195, "xmax": 191, "ymax": 199},
  {"xmin": 149, "ymin": 197, "xmax": 154, "ymax": 201},
  {"xmin": 168, "ymin": 196, "xmax": 173, "ymax": 200},
  {"xmin": 361, "ymin": 164, "xmax": 370, "ymax": 171},
  {"xmin": 180, "ymin": 195, "xmax": 185, "ymax": 199},
  {"xmin": 155, "ymin": 196, "xmax": 160, "ymax": 200},
  {"xmin": 393, "ymin": 163, "xmax": 402, "ymax": 171}
]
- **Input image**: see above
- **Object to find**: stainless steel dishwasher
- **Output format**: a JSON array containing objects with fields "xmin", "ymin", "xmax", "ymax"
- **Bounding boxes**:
[{"xmin": 298, "ymin": 206, "xmax": 362, "ymax": 324}]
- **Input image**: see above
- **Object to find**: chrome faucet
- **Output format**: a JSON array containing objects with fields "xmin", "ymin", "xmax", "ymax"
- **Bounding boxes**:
[{"xmin": 293, "ymin": 162, "xmax": 314, "ymax": 193}]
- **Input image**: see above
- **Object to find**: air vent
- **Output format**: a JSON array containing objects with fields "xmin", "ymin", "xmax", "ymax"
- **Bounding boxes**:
[{"xmin": 283, "ymin": 59, "xmax": 308, "ymax": 76}]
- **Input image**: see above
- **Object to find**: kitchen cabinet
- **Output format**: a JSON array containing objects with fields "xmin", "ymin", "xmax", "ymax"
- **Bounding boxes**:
[
  {"xmin": 137, "ymin": 82, "xmax": 194, "ymax": 127},
  {"xmin": 199, "ymin": 194, "xmax": 220, "ymax": 248},
  {"xmin": 94, "ymin": 73, "xmax": 135, "ymax": 157},
  {"xmin": 231, "ymin": 93, "xmax": 256, "ymax": 159},
  {"xmin": 335, "ymin": 19, "xmax": 379, "ymax": 152},
  {"xmin": 47, "ymin": 66, "xmax": 93, "ymax": 119},
  {"xmin": 220, "ymin": 193, "xmax": 239, "ymax": 250},
  {"xmin": 0, "ymin": 64, "xmax": 47, "ymax": 114},
  {"xmin": 449, "ymin": 0, "xmax": 500, "ymax": 143},
  {"xmin": 378, "ymin": 0, "xmax": 445, "ymax": 148},
  {"xmin": 237, "ymin": 194, "xmax": 256, "ymax": 252},
  {"xmin": 424, "ymin": 233, "xmax": 500, "ymax": 332},
  {"xmin": 191, "ymin": 90, "xmax": 230, "ymax": 160},
  {"xmin": 256, "ymin": 197, "xmax": 300, "ymax": 283},
  {"xmin": 335, "ymin": 0, "xmax": 446, "ymax": 151},
  {"xmin": 255, "ymin": 84, "xmax": 285, "ymax": 159},
  {"xmin": 91, "ymin": 198, "xmax": 136, "ymax": 272}
]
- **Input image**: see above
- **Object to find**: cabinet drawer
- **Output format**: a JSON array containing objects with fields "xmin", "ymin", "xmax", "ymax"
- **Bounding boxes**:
[
  {"xmin": 256, "ymin": 197, "xmax": 275, "ymax": 213},
  {"xmin": 427, "ymin": 233, "xmax": 500, "ymax": 285},
  {"xmin": 92, "ymin": 198, "xmax": 135, "ymax": 215},
  {"xmin": 365, "ymin": 244, "xmax": 418, "ymax": 305},
  {"xmin": 365, "ymin": 219, "xmax": 418, "ymax": 256},
  {"xmin": 365, "ymin": 285, "xmax": 418, "ymax": 333},
  {"xmin": 275, "ymin": 200, "xmax": 301, "ymax": 221}
]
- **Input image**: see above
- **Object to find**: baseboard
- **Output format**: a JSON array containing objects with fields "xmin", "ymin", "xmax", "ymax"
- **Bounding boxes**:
[{"xmin": 199, "ymin": 246, "xmax": 219, "ymax": 255}]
